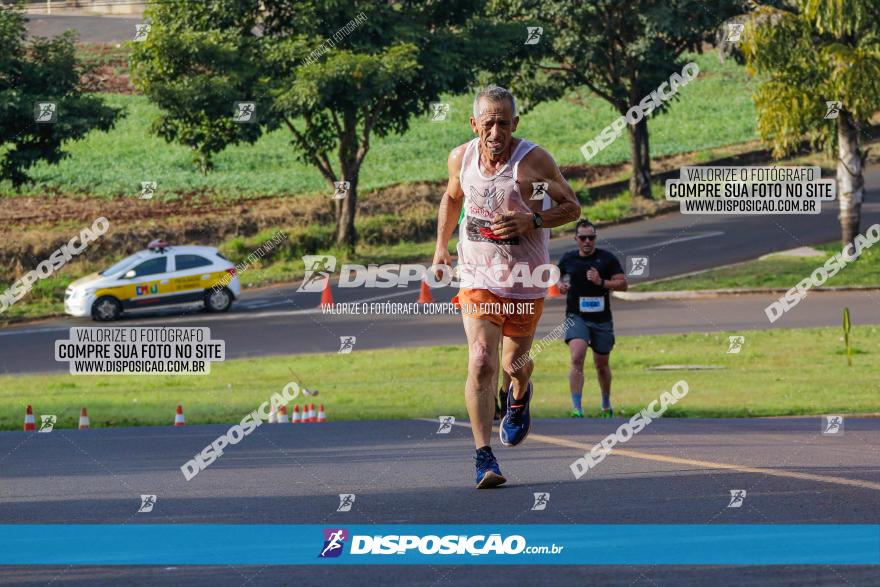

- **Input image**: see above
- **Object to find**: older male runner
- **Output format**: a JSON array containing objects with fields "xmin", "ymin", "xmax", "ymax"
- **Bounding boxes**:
[{"xmin": 433, "ymin": 85, "xmax": 580, "ymax": 488}]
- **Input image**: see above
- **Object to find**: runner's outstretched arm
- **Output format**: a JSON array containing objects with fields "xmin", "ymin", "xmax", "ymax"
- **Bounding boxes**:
[
  {"xmin": 433, "ymin": 145, "xmax": 467, "ymax": 274},
  {"xmin": 603, "ymin": 273, "xmax": 629, "ymax": 292}
]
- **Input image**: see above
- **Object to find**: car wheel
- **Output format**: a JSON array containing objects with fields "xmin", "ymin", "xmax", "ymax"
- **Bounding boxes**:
[
  {"xmin": 91, "ymin": 296, "xmax": 122, "ymax": 321},
  {"xmin": 205, "ymin": 287, "xmax": 233, "ymax": 312}
]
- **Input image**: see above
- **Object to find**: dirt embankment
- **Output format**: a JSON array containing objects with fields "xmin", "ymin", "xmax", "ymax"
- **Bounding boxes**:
[{"xmin": 1, "ymin": 181, "xmax": 444, "ymax": 276}]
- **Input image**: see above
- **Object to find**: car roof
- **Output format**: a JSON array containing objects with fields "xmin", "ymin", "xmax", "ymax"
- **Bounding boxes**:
[
  {"xmin": 120, "ymin": 246, "xmax": 222, "ymax": 264},
  {"xmin": 137, "ymin": 245, "xmax": 220, "ymax": 257},
  {"xmin": 163, "ymin": 245, "xmax": 219, "ymax": 256}
]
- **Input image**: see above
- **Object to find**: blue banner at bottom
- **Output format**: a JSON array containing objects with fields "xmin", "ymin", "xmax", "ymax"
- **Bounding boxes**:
[{"xmin": 0, "ymin": 525, "xmax": 877, "ymax": 565}]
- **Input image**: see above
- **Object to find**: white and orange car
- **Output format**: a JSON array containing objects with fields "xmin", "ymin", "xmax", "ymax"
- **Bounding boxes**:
[{"xmin": 64, "ymin": 240, "xmax": 240, "ymax": 321}]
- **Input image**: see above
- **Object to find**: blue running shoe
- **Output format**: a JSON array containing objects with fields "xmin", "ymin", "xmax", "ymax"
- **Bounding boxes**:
[
  {"xmin": 474, "ymin": 447, "xmax": 506, "ymax": 489},
  {"xmin": 500, "ymin": 381, "xmax": 532, "ymax": 447}
]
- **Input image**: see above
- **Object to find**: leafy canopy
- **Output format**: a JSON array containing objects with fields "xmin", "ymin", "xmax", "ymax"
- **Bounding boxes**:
[
  {"xmin": 0, "ymin": 4, "xmax": 121, "ymax": 187},
  {"xmin": 741, "ymin": 0, "xmax": 880, "ymax": 157},
  {"xmin": 130, "ymin": 0, "xmax": 515, "ymax": 180}
]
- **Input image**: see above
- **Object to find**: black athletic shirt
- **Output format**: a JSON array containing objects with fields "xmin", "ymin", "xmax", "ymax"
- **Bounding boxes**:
[{"xmin": 556, "ymin": 248, "xmax": 624, "ymax": 323}]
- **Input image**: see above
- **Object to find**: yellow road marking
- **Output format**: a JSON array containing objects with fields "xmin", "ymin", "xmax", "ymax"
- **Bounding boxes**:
[{"xmin": 427, "ymin": 419, "xmax": 880, "ymax": 492}]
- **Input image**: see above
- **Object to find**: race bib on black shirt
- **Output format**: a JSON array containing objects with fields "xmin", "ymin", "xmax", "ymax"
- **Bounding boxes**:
[{"xmin": 579, "ymin": 296, "xmax": 605, "ymax": 313}]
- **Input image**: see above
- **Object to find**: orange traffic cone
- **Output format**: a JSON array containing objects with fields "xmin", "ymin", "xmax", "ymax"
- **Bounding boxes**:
[
  {"xmin": 417, "ymin": 279, "xmax": 433, "ymax": 304},
  {"xmin": 308, "ymin": 403, "xmax": 316, "ymax": 422},
  {"xmin": 317, "ymin": 405, "xmax": 327, "ymax": 423},
  {"xmin": 277, "ymin": 405, "xmax": 289, "ymax": 424},
  {"xmin": 78, "ymin": 407, "xmax": 90, "ymax": 429},
  {"xmin": 23, "ymin": 405, "xmax": 35, "ymax": 431},
  {"xmin": 320, "ymin": 280, "xmax": 334, "ymax": 309},
  {"xmin": 174, "ymin": 405, "xmax": 185, "ymax": 426},
  {"xmin": 547, "ymin": 282, "xmax": 562, "ymax": 298},
  {"xmin": 268, "ymin": 406, "xmax": 277, "ymax": 424},
  {"xmin": 291, "ymin": 404, "xmax": 301, "ymax": 424}
]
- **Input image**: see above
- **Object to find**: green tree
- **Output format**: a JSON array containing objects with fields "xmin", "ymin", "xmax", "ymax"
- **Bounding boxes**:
[
  {"xmin": 0, "ymin": 4, "xmax": 121, "ymax": 187},
  {"xmin": 741, "ymin": 0, "xmax": 880, "ymax": 244},
  {"xmin": 131, "ymin": 0, "xmax": 514, "ymax": 250},
  {"xmin": 490, "ymin": 0, "xmax": 744, "ymax": 200}
]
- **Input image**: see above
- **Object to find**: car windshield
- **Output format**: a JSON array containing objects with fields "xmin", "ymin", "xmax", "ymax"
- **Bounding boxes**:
[{"xmin": 99, "ymin": 254, "xmax": 145, "ymax": 277}]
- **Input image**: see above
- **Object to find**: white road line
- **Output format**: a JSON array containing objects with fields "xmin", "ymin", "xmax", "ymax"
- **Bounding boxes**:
[
  {"xmin": 0, "ymin": 325, "xmax": 71, "ymax": 337},
  {"xmin": 627, "ymin": 230, "xmax": 725, "ymax": 252}
]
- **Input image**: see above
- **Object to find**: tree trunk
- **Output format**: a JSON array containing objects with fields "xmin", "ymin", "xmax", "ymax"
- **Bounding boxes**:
[
  {"xmin": 627, "ymin": 116, "xmax": 652, "ymax": 200},
  {"xmin": 837, "ymin": 111, "xmax": 863, "ymax": 245},
  {"xmin": 334, "ymin": 110, "xmax": 361, "ymax": 252},
  {"xmin": 335, "ymin": 176, "xmax": 357, "ymax": 251}
]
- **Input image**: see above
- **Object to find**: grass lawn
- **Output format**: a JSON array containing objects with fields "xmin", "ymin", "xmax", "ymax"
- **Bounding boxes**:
[
  {"xmin": 1, "ymin": 53, "xmax": 757, "ymax": 199},
  {"xmin": 1, "ymin": 326, "xmax": 876, "ymax": 431},
  {"xmin": 635, "ymin": 241, "xmax": 880, "ymax": 291}
]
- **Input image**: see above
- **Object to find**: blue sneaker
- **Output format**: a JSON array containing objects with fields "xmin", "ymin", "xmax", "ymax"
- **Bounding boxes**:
[
  {"xmin": 474, "ymin": 447, "xmax": 506, "ymax": 489},
  {"xmin": 500, "ymin": 381, "xmax": 532, "ymax": 447}
]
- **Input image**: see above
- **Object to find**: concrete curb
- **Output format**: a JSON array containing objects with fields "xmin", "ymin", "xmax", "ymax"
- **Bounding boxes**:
[{"xmin": 615, "ymin": 285, "xmax": 880, "ymax": 301}]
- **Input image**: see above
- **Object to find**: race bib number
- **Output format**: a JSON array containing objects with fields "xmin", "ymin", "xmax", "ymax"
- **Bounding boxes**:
[{"xmin": 579, "ymin": 296, "xmax": 605, "ymax": 313}]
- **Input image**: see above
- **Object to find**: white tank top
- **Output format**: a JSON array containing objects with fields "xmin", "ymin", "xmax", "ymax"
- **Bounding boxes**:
[{"xmin": 456, "ymin": 137, "xmax": 550, "ymax": 299}]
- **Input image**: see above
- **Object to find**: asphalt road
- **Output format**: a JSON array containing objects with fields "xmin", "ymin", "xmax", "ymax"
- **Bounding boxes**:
[
  {"xmin": 1, "ymin": 417, "xmax": 877, "ymax": 585},
  {"xmin": 2, "ymin": 289, "xmax": 879, "ymax": 376}
]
